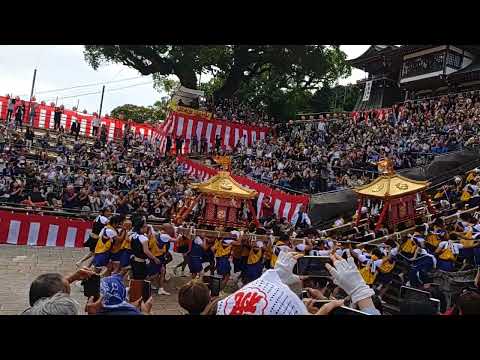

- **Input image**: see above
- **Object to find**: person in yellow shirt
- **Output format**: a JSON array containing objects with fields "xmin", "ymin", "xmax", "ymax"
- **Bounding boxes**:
[
  {"xmin": 146, "ymin": 226, "xmax": 175, "ymax": 296},
  {"xmin": 399, "ymin": 234, "xmax": 418, "ymax": 259},
  {"xmin": 435, "ymin": 235, "xmax": 464, "ymax": 272},
  {"xmin": 244, "ymin": 240, "xmax": 265, "ymax": 283},
  {"xmin": 270, "ymin": 232, "xmax": 292, "ymax": 268},
  {"xmin": 118, "ymin": 219, "xmax": 133, "ymax": 277},
  {"xmin": 92, "ymin": 215, "xmax": 122, "ymax": 275},
  {"xmin": 213, "ymin": 231, "xmax": 241, "ymax": 290},
  {"xmin": 425, "ymin": 218, "xmax": 446, "ymax": 254},
  {"xmin": 109, "ymin": 215, "xmax": 127, "ymax": 274}
]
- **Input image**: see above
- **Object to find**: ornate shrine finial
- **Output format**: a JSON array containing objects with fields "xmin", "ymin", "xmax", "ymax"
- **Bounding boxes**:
[
  {"xmin": 213, "ymin": 155, "xmax": 232, "ymax": 171},
  {"xmin": 377, "ymin": 158, "xmax": 395, "ymax": 175}
]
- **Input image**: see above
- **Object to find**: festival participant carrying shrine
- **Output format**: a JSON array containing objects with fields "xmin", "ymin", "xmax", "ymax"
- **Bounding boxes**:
[{"xmin": 353, "ymin": 158, "xmax": 430, "ymax": 231}]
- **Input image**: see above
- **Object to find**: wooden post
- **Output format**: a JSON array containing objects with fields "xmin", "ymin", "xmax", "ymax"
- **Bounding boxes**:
[
  {"xmin": 375, "ymin": 199, "xmax": 390, "ymax": 231},
  {"xmin": 355, "ymin": 197, "xmax": 364, "ymax": 226}
]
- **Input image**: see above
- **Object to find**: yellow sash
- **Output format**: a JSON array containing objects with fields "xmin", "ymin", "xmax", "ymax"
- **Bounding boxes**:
[
  {"xmin": 434, "ymin": 191, "xmax": 444, "ymax": 199},
  {"xmin": 214, "ymin": 240, "xmax": 232, "ymax": 257},
  {"xmin": 270, "ymin": 241, "xmax": 285, "ymax": 268},
  {"xmin": 379, "ymin": 259, "xmax": 395, "ymax": 273},
  {"xmin": 247, "ymin": 249, "xmax": 263, "ymax": 265},
  {"xmin": 461, "ymin": 232, "xmax": 474, "ymax": 248},
  {"xmin": 426, "ymin": 234, "xmax": 440, "ymax": 247},
  {"xmin": 149, "ymin": 235, "xmax": 163, "ymax": 257},
  {"xmin": 461, "ymin": 191, "xmax": 471, "ymax": 202},
  {"xmin": 121, "ymin": 233, "xmax": 131, "ymax": 250},
  {"xmin": 466, "ymin": 172, "xmax": 475, "ymax": 183},
  {"xmin": 359, "ymin": 266, "xmax": 377, "ymax": 285},
  {"xmin": 401, "ymin": 238, "xmax": 417, "ymax": 254},
  {"xmin": 439, "ymin": 245, "xmax": 456, "ymax": 261},
  {"xmin": 110, "ymin": 229, "xmax": 123, "ymax": 254},
  {"xmin": 94, "ymin": 225, "xmax": 114, "ymax": 254}
]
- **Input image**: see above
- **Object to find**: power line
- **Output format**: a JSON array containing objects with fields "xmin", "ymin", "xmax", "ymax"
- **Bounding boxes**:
[
  {"xmin": 107, "ymin": 81, "xmax": 154, "ymax": 92},
  {"xmin": 40, "ymin": 81, "xmax": 154, "ymax": 102},
  {"xmin": 22, "ymin": 75, "xmax": 146, "ymax": 96}
]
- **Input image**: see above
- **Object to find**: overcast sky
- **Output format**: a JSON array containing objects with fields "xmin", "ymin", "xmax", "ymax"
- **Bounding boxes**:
[{"xmin": 0, "ymin": 45, "xmax": 369, "ymax": 114}]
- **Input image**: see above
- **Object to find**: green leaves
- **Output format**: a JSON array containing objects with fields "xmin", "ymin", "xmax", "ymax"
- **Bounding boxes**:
[
  {"xmin": 84, "ymin": 45, "xmax": 353, "ymax": 120},
  {"xmin": 110, "ymin": 99, "xmax": 168, "ymax": 124}
]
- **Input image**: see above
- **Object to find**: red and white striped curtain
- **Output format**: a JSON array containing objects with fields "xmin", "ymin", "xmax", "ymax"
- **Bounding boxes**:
[
  {"xmin": 157, "ymin": 111, "xmax": 271, "ymax": 154},
  {"xmin": 177, "ymin": 157, "xmax": 309, "ymax": 222},
  {"xmin": 0, "ymin": 96, "xmax": 159, "ymax": 141},
  {"xmin": 0, "ymin": 210, "xmax": 92, "ymax": 248}
]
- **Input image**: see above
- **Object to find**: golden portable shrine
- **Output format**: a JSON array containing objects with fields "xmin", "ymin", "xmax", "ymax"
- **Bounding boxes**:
[
  {"xmin": 353, "ymin": 159, "xmax": 430, "ymax": 230},
  {"xmin": 173, "ymin": 157, "xmax": 258, "ymax": 228}
]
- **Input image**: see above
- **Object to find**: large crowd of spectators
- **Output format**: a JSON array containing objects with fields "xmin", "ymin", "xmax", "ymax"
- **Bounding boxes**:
[
  {"xmin": 225, "ymin": 91, "xmax": 480, "ymax": 194},
  {"xmin": 0, "ymin": 123, "xmax": 193, "ymax": 221},
  {"xmin": 3, "ymin": 90, "xmax": 480, "ymax": 316}
]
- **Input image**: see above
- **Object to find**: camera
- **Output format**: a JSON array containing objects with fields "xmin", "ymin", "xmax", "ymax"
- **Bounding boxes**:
[{"xmin": 202, "ymin": 275, "xmax": 222, "ymax": 297}]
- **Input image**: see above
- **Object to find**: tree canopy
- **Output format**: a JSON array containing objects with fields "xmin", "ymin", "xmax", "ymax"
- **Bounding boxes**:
[
  {"xmin": 83, "ymin": 45, "xmax": 352, "ymax": 117},
  {"xmin": 110, "ymin": 98, "xmax": 168, "ymax": 124}
]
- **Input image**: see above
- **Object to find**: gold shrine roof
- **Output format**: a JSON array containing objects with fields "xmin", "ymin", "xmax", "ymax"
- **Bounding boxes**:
[
  {"xmin": 190, "ymin": 171, "xmax": 257, "ymax": 199},
  {"xmin": 353, "ymin": 173, "xmax": 429, "ymax": 199}
]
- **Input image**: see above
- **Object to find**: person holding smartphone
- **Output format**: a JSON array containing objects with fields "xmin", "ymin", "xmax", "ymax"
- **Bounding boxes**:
[{"xmin": 85, "ymin": 274, "xmax": 153, "ymax": 315}]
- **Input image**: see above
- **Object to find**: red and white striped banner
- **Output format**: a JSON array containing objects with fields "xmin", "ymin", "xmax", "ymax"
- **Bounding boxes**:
[
  {"xmin": 0, "ymin": 210, "xmax": 91, "ymax": 248},
  {"xmin": 0, "ymin": 96, "xmax": 159, "ymax": 141},
  {"xmin": 157, "ymin": 111, "xmax": 271, "ymax": 154},
  {"xmin": 177, "ymin": 157, "xmax": 309, "ymax": 222}
]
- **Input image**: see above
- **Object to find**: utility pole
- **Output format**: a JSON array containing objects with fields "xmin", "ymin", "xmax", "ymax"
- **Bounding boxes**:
[
  {"xmin": 76, "ymin": 99, "xmax": 80, "ymax": 111},
  {"xmin": 27, "ymin": 68, "xmax": 37, "ymax": 127},
  {"xmin": 29, "ymin": 69, "xmax": 37, "ymax": 100},
  {"xmin": 98, "ymin": 85, "xmax": 105, "ymax": 117},
  {"xmin": 333, "ymin": 86, "xmax": 338, "ymax": 110}
]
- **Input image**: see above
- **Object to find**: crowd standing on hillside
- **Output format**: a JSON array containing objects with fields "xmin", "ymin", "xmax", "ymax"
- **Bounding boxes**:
[{"xmin": 2, "ymin": 91, "xmax": 480, "ymax": 315}]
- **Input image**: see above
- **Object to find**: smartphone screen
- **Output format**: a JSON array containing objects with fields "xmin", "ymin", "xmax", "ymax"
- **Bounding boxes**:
[
  {"xmin": 202, "ymin": 275, "xmax": 212, "ymax": 287},
  {"xmin": 210, "ymin": 276, "xmax": 221, "ymax": 297},
  {"xmin": 429, "ymin": 298, "xmax": 440, "ymax": 314},
  {"xmin": 128, "ymin": 279, "xmax": 144, "ymax": 303},
  {"xmin": 300, "ymin": 290, "xmax": 309, "ymax": 300},
  {"xmin": 142, "ymin": 280, "xmax": 152, "ymax": 302},
  {"xmin": 400, "ymin": 286, "xmax": 431, "ymax": 302},
  {"xmin": 331, "ymin": 306, "xmax": 370, "ymax": 316},
  {"xmin": 294, "ymin": 256, "xmax": 331, "ymax": 277},
  {"xmin": 83, "ymin": 274, "xmax": 100, "ymax": 300},
  {"xmin": 312, "ymin": 300, "xmax": 332, "ymax": 309}
]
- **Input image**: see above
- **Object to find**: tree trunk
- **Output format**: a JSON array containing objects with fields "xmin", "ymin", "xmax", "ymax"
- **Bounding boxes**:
[
  {"xmin": 213, "ymin": 45, "xmax": 251, "ymax": 102},
  {"xmin": 174, "ymin": 64, "xmax": 198, "ymax": 90},
  {"xmin": 213, "ymin": 69, "xmax": 244, "ymax": 100}
]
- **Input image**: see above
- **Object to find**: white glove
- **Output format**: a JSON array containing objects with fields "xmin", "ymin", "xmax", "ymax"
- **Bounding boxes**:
[
  {"xmin": 274, "ymin": 251, "xmax": 301, "ymax": 286},
  {"xmin": 326, "ymin": 256, "xmax": 374, "ymax": 305}
]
